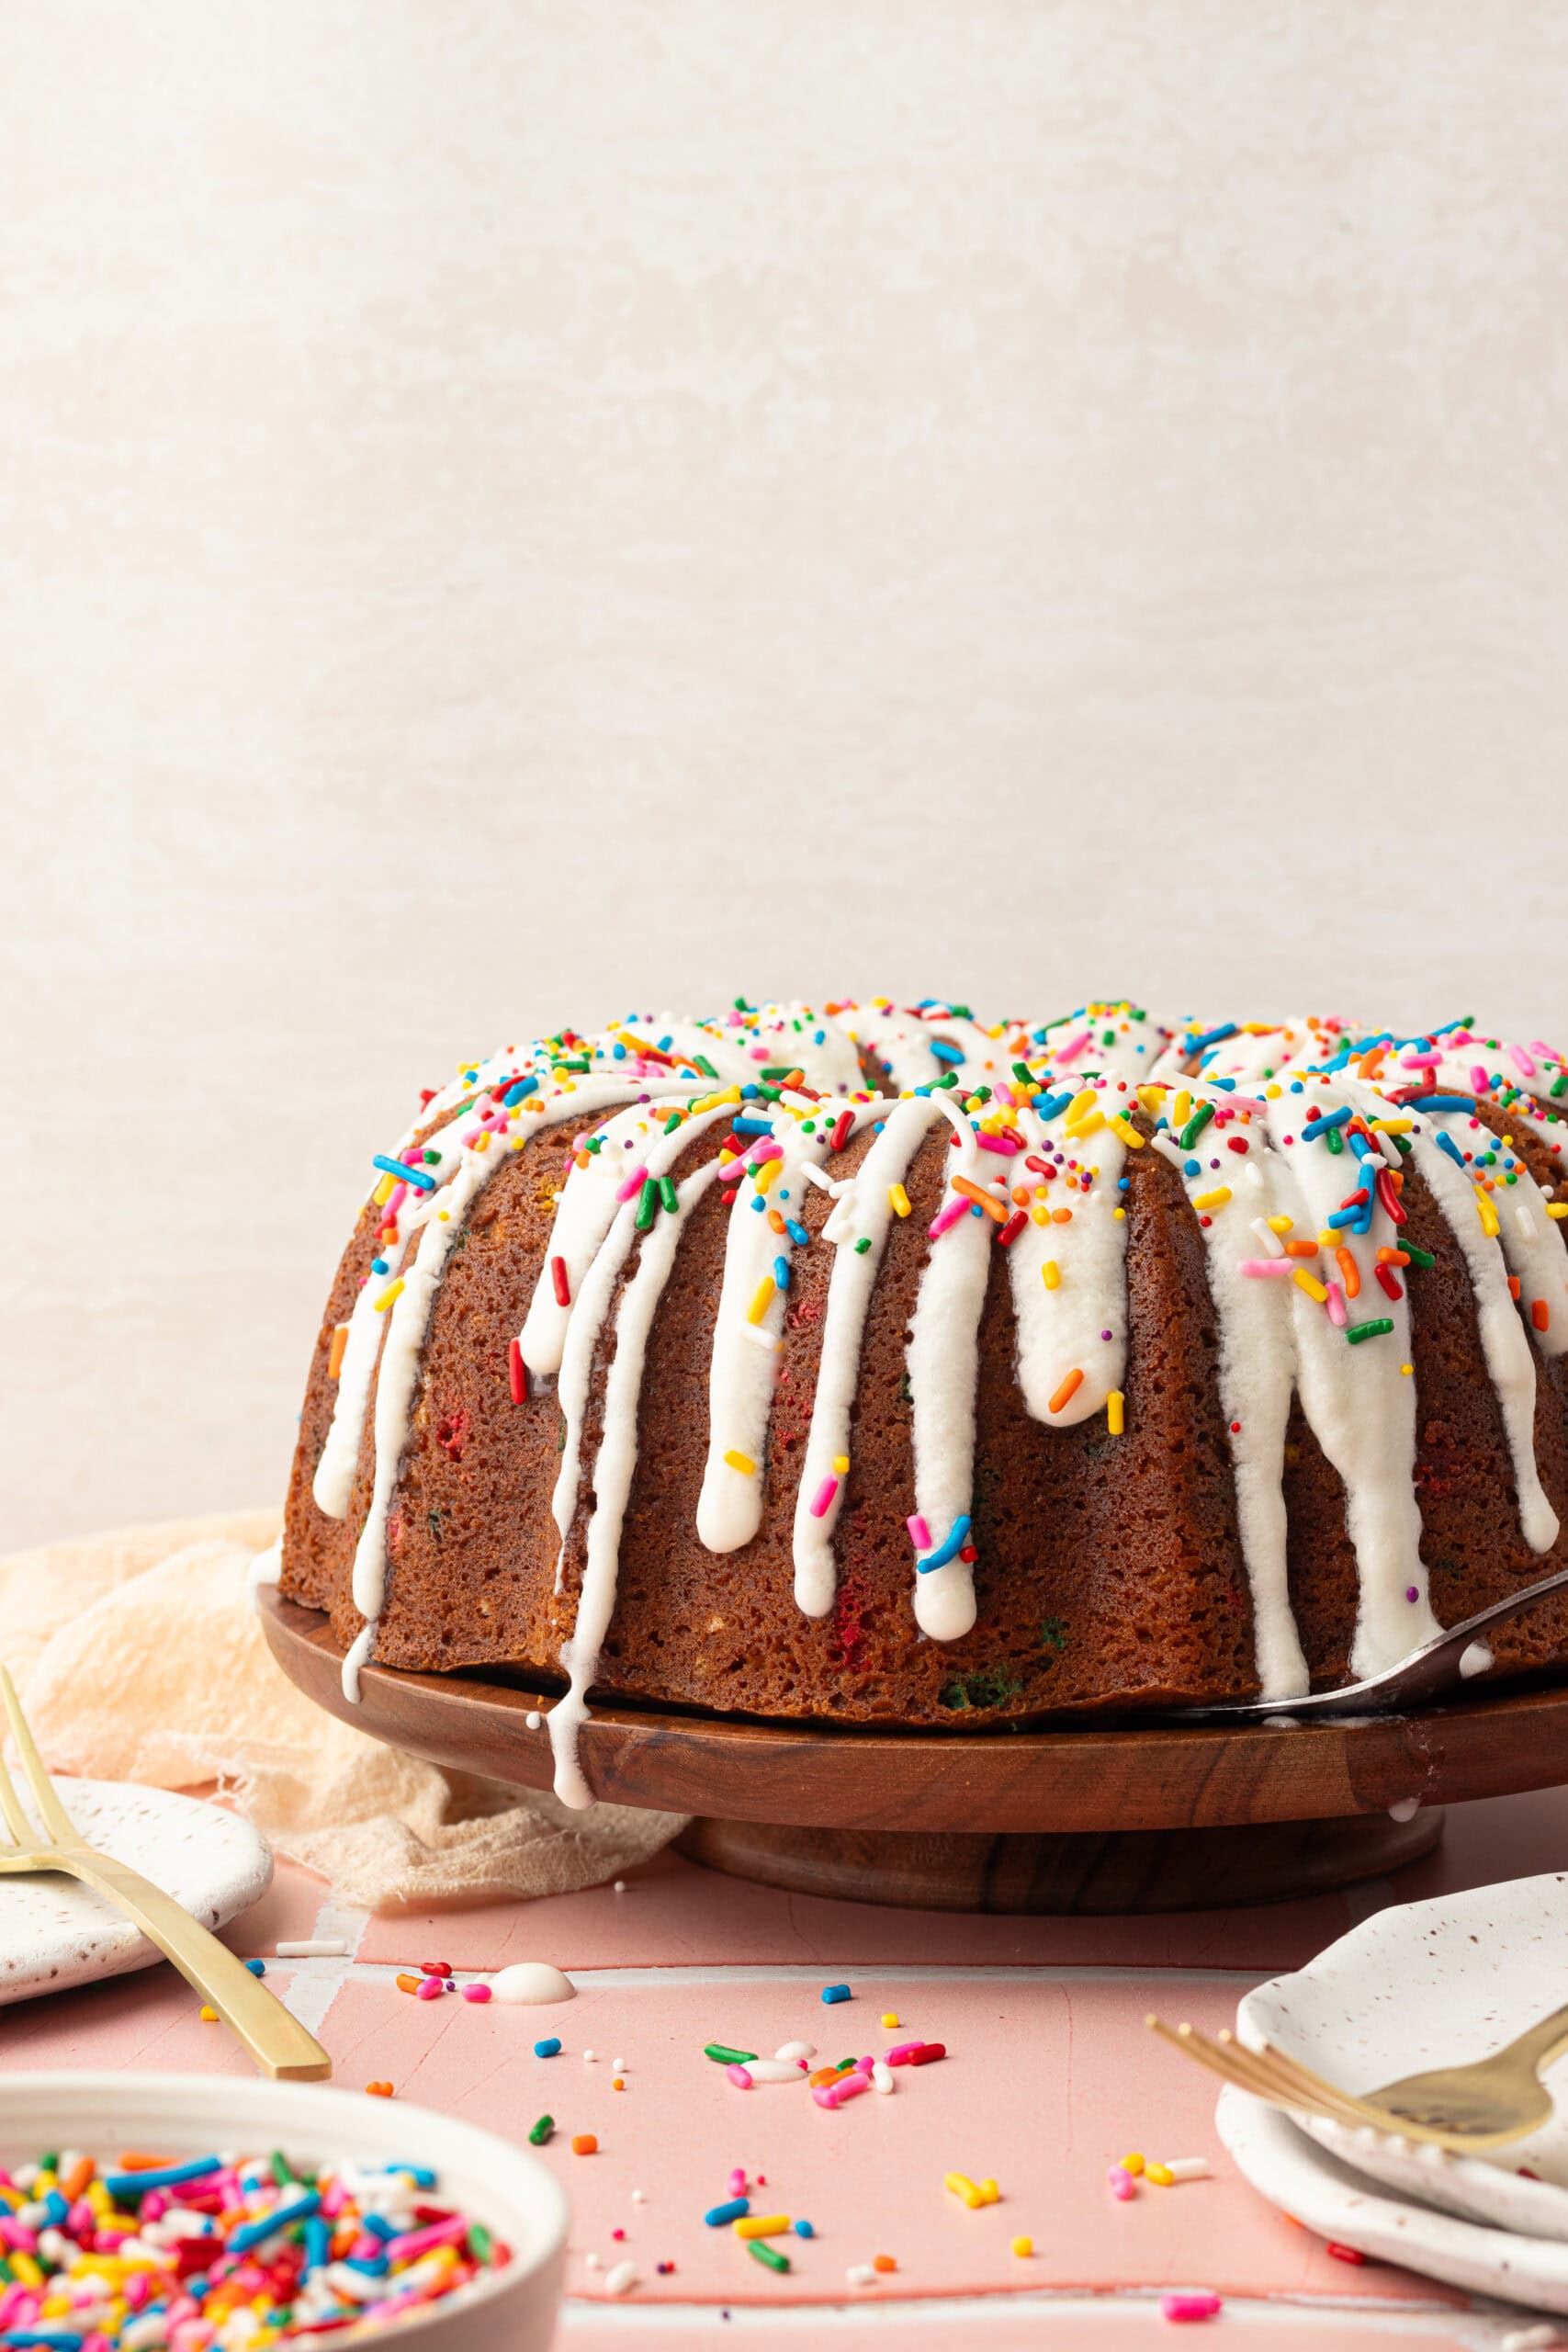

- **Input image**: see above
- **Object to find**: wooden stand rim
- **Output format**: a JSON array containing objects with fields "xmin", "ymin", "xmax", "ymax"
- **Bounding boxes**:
[{"xmin": 260, "ymin": 1589, "xmax": 1568, "ymax": 1835}]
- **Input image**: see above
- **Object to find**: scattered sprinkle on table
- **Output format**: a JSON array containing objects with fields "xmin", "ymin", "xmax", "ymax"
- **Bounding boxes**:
[
  {"xmin": 820, "ymin": 1983, "xmax": 852, "ymax": 2005},
  {"xmin": 0, "ymin": 2143, "xmax": 504, "ymax": 2340},
  {"xmin": 275, "ymin": 1939, "xmax": 349, "ymax": 1958},
  {"xmin": 535, "ymin": 2037, "xmax": 562, "ymax": 2058},
  {"xmin": 1163, "ymin": 2290, "xmax": 1224, "ymax": 2323},
  {"xmin": 571, "ymin": 2134, "xmax": 597, "ymax": 2156}
]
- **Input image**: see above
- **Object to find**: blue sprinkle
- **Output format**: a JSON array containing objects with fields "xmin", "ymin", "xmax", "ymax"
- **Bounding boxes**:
[
  {"xmin": 1184, "ymin": 1159, "xmax": 1201, "ymax": 1178},
  {"xmin": 1189, "ymin": 1023, "xmax": 1237, "ymax": 1052},
  {"xmin": 916, "ymin": 1515, "xmax": 971, "ymax": 1574},
  {"xmin": 370, "ymin": 1258, "xmax": 389, "ymax": 1276},
  {"xmin": 373, "ymin": 1154, "xmax": 436, "ymax": 1193},
  {"xmin": 243, "ymin": 1957, "xmax": 266, "ymax": 1976},
  {"xmin": 303, "ymin": 2216, "xmax": 333, "ymax": 2273},
  {"xmin": 101, "ymin": 2155, "xmax": 223, "ymax": 2198},
  {"xmin": 785, "ymin": 1219, "xmax": 809, "ymax": 1245},
  {"xmin": 1405, "ymin": 1094, "xmax": 1473, "ymax": 1114},
  {"xmin": 229, "ymin": 2191, "xmax": 321, "ymax": 2255},
  {"xmin": 380, "ymin": 2163, "xmax": 437, "ymax": 2188},
  {"xmin": 705, "ymin": 2197, "xmax": 750, "ymax": 2226},
  {"xmin": 611, "ymin": 1042, "xmax": 626, "ymax": 1060},
  {"xmin": 344, "ymin": 2255, "xmax": 390, "ymax": 2278},
  {"xmin": 535, "ymin": 2037, "xmax": 562, "ymax": 2057},
  {"xmin": 1302, "ymin": 1108, "xmax": 1350, "ymax": 1139},
  {"xmin": 930, "ymin": 1040, "xmax": 966, "ymax": 1065},
  {"xmin": 821, "ymin": 1983, "xmax": 852, "ymax": 2005},
  {"xmin": 42, "ymin": 2191, "xmax": 69, "ymax": 2226},
  {"xmin": 1117, "ymin": 1176, "xmax": 1130, "ymax": 1190},
  {"xmin": 794, "ymin": 2219, "xmax": 816, "ymax": 2237},
  {"xmin": 502, "ymin": 1077, "xmax": 537, "ymax": 1103},
  {"xmin": 733, "ymin": 1115, "xmax": 773, "ymax": 1135},
  {"xmin": 750, "ymin": 1194, "xmax": 766, "ymax": 1213},
  {"xmin": 1436, "ymin": 1131, "xmax": 1467, "ymax": 1168},
  {"xmin": 773, "ymin": 1255, "xmax": 791, "ymax": 1285},
  {"xmin": 741, "ymin": 1083, "xmax": 760, "ymax": 1099},
  {"xmin": 1290, "ymin": 1080, "xmax": 1304, "ymax": 1093}
]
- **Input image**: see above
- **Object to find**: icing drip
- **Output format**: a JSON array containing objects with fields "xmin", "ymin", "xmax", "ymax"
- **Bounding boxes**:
[
  {"xmin": 1006, "ymin": 1097, "xmax": 1129, "ymax": 1429},
  {"xmin": 697, "ymin": 1115, "xmax": 835, "ymax": 1553},
  {"xmin": 312, "ymin": 1226, "xmax": 412, "ymax": 1519},
  {"xmin": 549, "ymin": 1153, "xmax": 726, "ymax": 1807},
  {"xmin": 1149, "ymin": 1101, "xmax": 1309, "ymax": 1702},
  {"xmin": 792, "ymin": 1100, "xmax": 940, "ymax": 1618},
  {"xmin": 1265, "ymin": 1081, "xmax": 1441, "ymax": 1678},
  {"xmin": 905, "ymin": 1093, "xmax": 995, "ymax": 1642},
  {"xmin": 1414, "ymin": 1112, "xmax": 1558, "ymax": 1554}
]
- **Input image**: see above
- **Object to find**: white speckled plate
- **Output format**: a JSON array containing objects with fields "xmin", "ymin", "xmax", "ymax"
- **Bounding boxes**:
[
  {"xmin": 1216, "ymin": 1871, "xmax": 1568, "ymax": 2304},
  {"xmin": 0, "ymin": 1780, "xmax": 272, "ymax": 2005}
]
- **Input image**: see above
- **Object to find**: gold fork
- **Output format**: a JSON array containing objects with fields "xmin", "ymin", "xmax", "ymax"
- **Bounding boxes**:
[
  {"xmin": 0, "ymin": 1667, "xmax": 331, "ymax": 2080},
  {"xmin": 1146, "ymin": 2009, "xmax": 1568, "ymax": 2153}
]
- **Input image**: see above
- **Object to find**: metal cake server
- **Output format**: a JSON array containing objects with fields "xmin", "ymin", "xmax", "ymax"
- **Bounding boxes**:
[{"xmin": 1173, "ymin": 1558, "xmax": 1568, "ymax": 1719}]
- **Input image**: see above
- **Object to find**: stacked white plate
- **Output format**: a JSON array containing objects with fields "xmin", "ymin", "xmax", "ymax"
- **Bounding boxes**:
[{"xmin": 1222, "ymin": 1872, "xmax": 1568, "ymax": 2311}]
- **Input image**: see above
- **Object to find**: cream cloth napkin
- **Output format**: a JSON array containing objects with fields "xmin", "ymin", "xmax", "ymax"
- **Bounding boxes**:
[{"xmin": 0, "ymin": 1512, "xmax": 685, "ymax": 1911}]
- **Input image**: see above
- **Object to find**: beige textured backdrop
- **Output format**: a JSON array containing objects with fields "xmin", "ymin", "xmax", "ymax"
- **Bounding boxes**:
[{"xmin": 4, "ymin": 3, "xmax": 1566, "ymax": 1545}]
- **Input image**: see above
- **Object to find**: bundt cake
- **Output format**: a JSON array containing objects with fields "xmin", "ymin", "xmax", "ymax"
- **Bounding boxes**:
[{"xmin": 280, "ymin": 1001, "xmax": 1568, "ymax": 1805}]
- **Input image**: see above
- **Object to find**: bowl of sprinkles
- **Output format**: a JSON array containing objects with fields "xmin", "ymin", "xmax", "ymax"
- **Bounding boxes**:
[{"xmin": 0, "ymin": 2072, "xmax": 569, "ymax": 2348}]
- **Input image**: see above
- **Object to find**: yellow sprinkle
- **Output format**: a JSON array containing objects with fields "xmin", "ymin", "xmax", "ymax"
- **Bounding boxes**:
[
  {"xmin": 747, "ymin": 1276, "xmax": 776, "ymax": 1325},
  {"xmin": 1293, "ymin": 1269, "xmax": 1328, "ymax": 1304},
  {"xmin": 882, "ymin": 2012, "xmax": 900, "ymax": 2029},
  {"xmin": 199, "ymin": 2005, "xmax": 218, "ymax": 2022},
  {"xmin": 944, "ymin": 2172, "xmax": 987, "ymax": 2208},
  {"xmin": 724, "ymin": 1450, "xmax": 755, "ymax": 1476},
  {"xmin": 373, "ymin": 1280, "xmax": 404, "ymax": 1313},
  {"xmin": 834, "ymin": 1454, "xmax": 851, "ymax": 1475},
  {"xmin": 1548, "ymin": 1204, "xmax": 1568, "ymax": 1220},
  {"xmin": 889, "ymin": 1182, "xmax": 911, "ymax": 1218},
  {"xmin": 1112, "ymin": 1206, "xmax": 1125, "ymax": 1219},
  {"xmin": 1172, "ymin": 1091, "xmax": 1191, "ymax": 1128},
  {"xmin": 1266, "ymin": 1215, "xmax": 1293, "ymax": 1234},
  {"xmin": 1011, "ymin": 2235, "xmax": 1033, "ymax": 2257},
  {"xmin": 372, "ymin": 1172, "xmax": 397, "ymax": 1207},
  {"xmin": 10, "ymin": 2254, "xmax": 43, "ymax": 2289},
  {"xmin": 1109, "ymin": 1114, "xmax": 1145, "ymax": 1148},
  {"xmin": 1402, "ymin": 1363, "xmax": 1414, "ymax": 1375},
  {"xmin": 1190, "ymin": 1187, "xmax": 1231, "ymax": 1212},
  {"xmin": 1032, "ymin": 1205, "xmax": 1051, "ymax": 1225},
  {"xmin": 1371, "ymin": 1119, "xmax": 1412, "ymax": 1135},
  {"xmin": 1066, "ymin": 1109, "xmax": 1105, "ymax": 1139},
  {"xmin": 1136, "ymin": 1087, "xmax": 1167, "ymax": 1115},
  {"xmin": 753, "ymin": 1157, "xmax": 780, "ymax": 1193},
  {"xmin": 1265, "ymin": 1083, "xmax": 1282, "ymax": 1098},
  {"xmin": 1120, "ymin": 2152, "xmax": 1145, "ymax": 2177},
  {"xmin": 1107, "ymin": 1389, "xmax": 1124, "ymax": 1436},
  {"xmin": 1145, "ymin": 2161, "xmax": 1175, "ymax": 2187},
  {"xmin": 1476, "ymin": 1195, "xmax": 1500, "ymax": 1238},
  {"xmin": 734, "ymin": 2213, "xmax": 792, "ymax": 2239},
  {"xmin": 1043, "ymin": 1260, "xmax": 1061, "ymax": 1290}
]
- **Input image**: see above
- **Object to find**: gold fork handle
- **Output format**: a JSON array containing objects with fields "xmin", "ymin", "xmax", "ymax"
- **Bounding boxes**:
[
  {"xmin": 62, "ymin": 1849, "xmax": 332, "ymax": 2080},
  {"xmin": 1505, "ymin": 1999, "xmax": 1568, "ymax": 2077}
]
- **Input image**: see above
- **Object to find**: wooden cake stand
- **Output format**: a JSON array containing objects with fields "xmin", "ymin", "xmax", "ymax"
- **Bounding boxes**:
[{"xmin": 260, "ymin": 1590, "xmax": 1568, "ymax": 1915}]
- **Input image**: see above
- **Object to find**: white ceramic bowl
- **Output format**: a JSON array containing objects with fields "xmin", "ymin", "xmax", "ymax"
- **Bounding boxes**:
[{"xmin": 0, "ymin": 2072, "xmax": 569, "ymax": 2348}]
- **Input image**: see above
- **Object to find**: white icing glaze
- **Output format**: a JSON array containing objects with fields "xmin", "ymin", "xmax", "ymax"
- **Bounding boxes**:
[
  {"xmin": 792, "ymin": 1099, "xmax": 940, "ymax": 1617},
  {"xmin": 905, "ymin": 1093, "xmax": 994, "ymax": 1642},
  {"xmin": 1007, "ymin": 1096, "xmax": 1129, "ymax": 1429}
]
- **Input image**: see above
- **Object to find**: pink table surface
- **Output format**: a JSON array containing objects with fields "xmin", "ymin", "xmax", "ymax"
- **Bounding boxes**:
[{"xmin": 15, "ymin": 1786, "xmax": 1568, "ymax": 2348}]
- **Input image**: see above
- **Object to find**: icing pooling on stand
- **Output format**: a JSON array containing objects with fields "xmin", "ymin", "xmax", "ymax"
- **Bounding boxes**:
[{"xmin": 300, "ymin": 998, "xmax": 1568, "ymax": 1802}]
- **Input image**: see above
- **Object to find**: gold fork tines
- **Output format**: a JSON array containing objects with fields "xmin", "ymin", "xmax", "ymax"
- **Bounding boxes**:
[
  {"xmin": 0, "ymin": 1665, "xmax": 331, "ymax": 2081},
  {"xmin": 1145, "ymin": 2014, "xmax": 1540, "ymax": 2154}
]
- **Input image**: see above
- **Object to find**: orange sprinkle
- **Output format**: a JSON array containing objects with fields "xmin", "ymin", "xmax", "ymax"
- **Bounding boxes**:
[
  {"xmin": 326, "ymin": 1323, "xmax": 350, "ymax": 1381},
  {"xmin": 873, "ymin": 2255, "xmax": 897, "ymax": 2273},
  {"xmin": 767, "ymin": 1209, "xmax": 786, "ymax": 1235},
  {"xmin": 613, "ymin": 2076, "xmax": 626, "ymax": 2091},
  {"xmin": 1535, "ymin": 1299, "xmax": 1551, "ymax": 1332},
  {"xmin": 1335, "ymin": 1247, "xmax": 1360, "ymax": 1300},
  {"xmin": 117, "ymin": 2153, "xmax": 181, "ymax": 2172},
  {"xmin": 60, "ymin": 2157, "xmax": 96, "ymax": 2201},
  {"xmin": 1051, "ymin": 1207, "xmax": 1074, "ymax": 1225},
  {"xmin": 1283, "ymin": 1238, "xmax": 1319, "ymax": 1259},
  {"xmin": 952, "ymin": 1174, "xmax": 1007, "ymax": 1223},
  {"xmin": 1047, "ymin": 1368, "xmax": 1084, "ymax": 1415},
  {"xmin": 365, "ymin": 2081, "xmax": 395, "ymax": 2098},
  {"xmin": 395, "ymin": 1973, "xmax": 422, "ymax": 1995},
  {"xmin": 572, "ymin": 2133, "xmax": 598, "ymax": 2156}
]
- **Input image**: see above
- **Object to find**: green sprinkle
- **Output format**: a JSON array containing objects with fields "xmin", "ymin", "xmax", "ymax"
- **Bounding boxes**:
[
  {"xmin": 1345, "ymin": 1317, "xmax": 1395, "ymax": 1345},
  {"xmin": 694, "ymin": 1054, "xmax": 720, "ymax": 1080},
  {"xmin": 1552, "ymin": 1071, "xmax": 1568, "ymax": 1098},
  {"xmin": 529, "ymin": 2114, "xmax": 554, "ymax": 2145},
  {"xmin": 659, "ymin": 1175, "xmax": 679, "ymax": 1215},
  {"xmin": 748, "ymin": 2238, "xmax": 791, "ymax": 2273},
  {"xmin": 854, "ymin": 1237, "xmax": 872, "ymax": 1254},
  {"xmin": 761, "ymin": 1066, "xmax": 795, "ymax": 1080},
  {"xmin": 1178, "ymin": 1103, "xmax": 1214, "ymax": 1151},
  {"xmin": 636, "ymin": 1177, "xmax": 659, "ymax": 1231},
  {"xmin": 704, "ymin": 2042, "xmax": 758, "ymax": 2065},
  {"xmin": 468, "ymin": 2221, "xmax": 494, "ymax": 2265},
  {"xmin": 1012, "ymin": 1060, "xmax": 1035, "ymax": 1083},
  {"xmin": 1325, "ymin": 1125, "xmax": 1344, "ymax": 1156},
  {"xmin": 663, "ymin": 1112, "xmax": 683, "ymax": 1135},
  {"xmin": 1401, "ymin": 1240, "xmax": 1436, "ymax": 1268},
  {"xmin": 269, "ymin": 2151, "xmax": 295, "ymax": 2188}
]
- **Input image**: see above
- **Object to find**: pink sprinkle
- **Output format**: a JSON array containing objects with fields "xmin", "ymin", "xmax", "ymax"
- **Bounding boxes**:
[
  {"xmin": 977, "ymin": 1132, "xmax": 1021, "ymax": 1156},
  {"xmin": 728, "ymin": 2169, "xmax": 748, "ymax": 2197},
  {"xmin": 815, "ymin": 2071, "xmax": 871, "ymax": 2109},
  {"xmin": 1162, "ymin": 2291, "xmax": 1223, "ymax": 2323},
  {"xmin": 1055, "ymin": 1030, "xmax": 1091, "ymax": 1067},
  {"xmin": 1108, "ymin": 2165, "xmax": 1136, "ymax": 2200},
  {"xmin": 615, "ymin": 1163, "xmax": 649, "ymax": 1202},
  {"xmin": 386, "ymin": 1181, "xmax": 408, "ymax": 1215},
  {"xmin": 1325, "ymin": 1280, "xmax": 1348, "ymax": 1329},
  {"xmin": 1471, "ymin": 1063, "xmax": 1492, "ymax": 1091},
  {"xmin": 727, "ymin": 2064, "xmax": 754, "ymax": 2088},
  {"xmin": 928, "ymin": 1198, "xmax": 968, "ymax": 1240},
  {"xmin": 462, "ymin": 1983, "xmax": 491, "ymax": 2003},
  {"xmin": 416, "ymin": 1975, "xmax": 445, "ymax": 2000},
  {"xmin": 1399, "ymin": 1050, "xmax": 1439, "ymax": 1069},
  {"xmin": 1512, "ymin": 1044, "xmax": 1539, "ymax": 1077},
  {"xmin": 809, "ymin": 1475, "xmax": 839, "ymax": 1519},
  {"xmin": 1237, "ymin": 1259, "xmax": 1294, "ymax": 1279},
  {"xmin": 383, "ymin": 2214, "xmax": 471, "ymax": 2265},
  {"xmin": 886, "ymin": 2040, "xmax": 926, "ymax": 2065},
  {"xmin": 905, "ymin": 1519, "xmax": 931, "ymax": 1555},
  {"xmin": 746, "ymin": 1139, "xmax": 784, "ymax": 1167}
]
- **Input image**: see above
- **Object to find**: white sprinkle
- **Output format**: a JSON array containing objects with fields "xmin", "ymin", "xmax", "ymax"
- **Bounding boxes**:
[
  {"xmin": 583, "ymin": 2050, "xmax": 597, "ymax": 2063},
  {"xmin": 1460, "ymin": 1640, "xmax": 1495, "ymax": 1680},
  {"xmin": 631, "ymin": 2189, "xmax": 648, "ymax": 2204},
  {"xmin": 612, "ymin": 2056, "xmax": 626, "ymax": 2071},
  {"xmin": 605, "ymin": 2260, "xmax": 637, "ymax": 2297},
  {"xmin": 613, "ymin": 1880, "xmax": 628, "ymax": 1894},
  {"xmin": 847, "ymin": 2263, "xmax": 877, "ymax": 2286},
  {"xmin": 276, "ymin": 1939, "xmax": 348, "ymax": 1959},
  {"xmin": 525, "ymin": 1711, "xmax": 543, "ymax": 1731},
  {"xmin": 1165, "ymin": 2157, "xmax": 1211, "ymax": 2182},
  {"xmin": 774, "ymin": 2041, "xmax": 816, "ymax": 2063},
  {"xmin": 872, "ymin": 2060, "xmax": 894, "ymax": 2094},
  {"xmin": 1388, "ymin": 1796, "xmax": 1421, "ymax": 1823},
  {"xmin": 584, "ymin": 2253, "xmax": 601, "ymax": 2270}
]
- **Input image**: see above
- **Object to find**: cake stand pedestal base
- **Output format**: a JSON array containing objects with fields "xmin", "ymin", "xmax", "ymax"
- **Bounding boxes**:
[{"xmin": 674, "ymin": 1808, "xmax": 1444, "ymax": 1914}]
